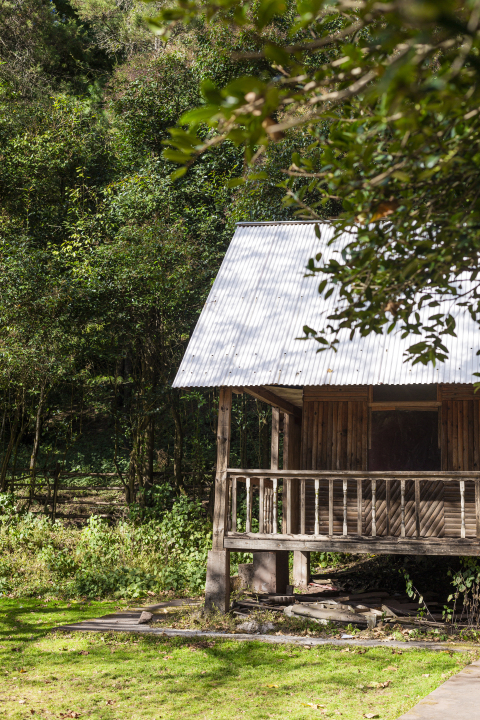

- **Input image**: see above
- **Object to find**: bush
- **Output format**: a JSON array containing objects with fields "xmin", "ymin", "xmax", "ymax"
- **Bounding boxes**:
[{"xmin": 0, "ymin": 490, "xmax": 212, "ymax": 599}]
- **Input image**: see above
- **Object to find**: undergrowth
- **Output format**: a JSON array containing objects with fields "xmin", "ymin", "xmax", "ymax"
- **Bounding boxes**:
[{"xmin": 0, "ymin": 491, "xmax": 212, "ymax": 599}]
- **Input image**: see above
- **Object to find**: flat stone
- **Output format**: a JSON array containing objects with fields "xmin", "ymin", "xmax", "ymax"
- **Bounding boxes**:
[
  {"xmin": 237, "ymin": 620, "xmax": 259, "ymax": 633},
  {"xmin": 396, "ymin": 659, "xmax": 480, "ymax": 719},
  {"xmin": 259, "ymin": 622, "xmax": 275, "ymax": 633},
  {"xmin": 137, "ymin": 611, "xmax": 153, "ymax": 625}
]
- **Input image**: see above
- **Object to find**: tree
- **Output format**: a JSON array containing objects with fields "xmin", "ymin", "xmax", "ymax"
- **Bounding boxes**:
[{"xmin": 151, "ymin": 0, "xmax": 480, "ymax": 368}]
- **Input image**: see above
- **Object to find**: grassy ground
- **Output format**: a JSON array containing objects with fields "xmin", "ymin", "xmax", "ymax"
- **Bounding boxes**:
[{"xmin": 1, "ymin": 599, "xmax": 480, "ymax": 720}]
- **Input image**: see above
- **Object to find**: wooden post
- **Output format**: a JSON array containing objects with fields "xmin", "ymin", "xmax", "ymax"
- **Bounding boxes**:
[
  {"xmin": 283, "ymin": 413, "xmax": 301, "ymax": 533},
  {"xmin": 293, "ymin": 551, "xmax": 310, "ymax": 587},
  {"xmin": 284, "ymin": 411, "xmax": 309, "ymax": 586},
  {"xmin": 415, "ymin": 479, "xmax": 421, "ymax": 539},
  {"xmin": 205, "ymin": 387, "xmax": 232, "ymax": 613},
  {"xmin": 253, "ymin": 406, "xmax": 289, "ymax": 594}
]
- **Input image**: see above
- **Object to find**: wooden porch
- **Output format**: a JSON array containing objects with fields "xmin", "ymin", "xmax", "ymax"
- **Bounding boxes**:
[
  {"xmin": 204, "ymin": 385, "xmax": 480, "ymax": 611},
  {"xmin": 224, "ymin": 469, "xmax": 480, "ymax": 556}
]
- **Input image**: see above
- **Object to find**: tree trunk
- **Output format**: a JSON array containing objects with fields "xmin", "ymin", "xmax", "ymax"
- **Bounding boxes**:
[
  {"xmin": 28, "ymin": 384, "xmax": 46, "ymax": 506},
  {"xmin": 10, "ymin": 414, "xmax": 28, "ymax": 493},
  {"xmin": 170, "ymin": 400, "xmax": 185, "ymax": 494},
  {"xmin": 0, "ymin": 405, "xmax": 20, "ymax": 492},
  {"xmin": 143, "ymin": 417, "xmax": 155, "ymax": 499}
]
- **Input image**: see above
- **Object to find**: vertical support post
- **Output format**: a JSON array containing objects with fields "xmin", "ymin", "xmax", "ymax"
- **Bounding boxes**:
[
  {"xmin": 284, "ymin": 411, "xmax": 306, "ymax": 586},
  {"xmin": 328, "ymin": 478, "xmax": 334, "ymax": 536},
  {"xmin": 226, "ymin": 477, "xmax": 231, "ymax": 531},
  {"xmin": 300, "ymin": 478, "xmax": 306, "ymax": 534},
  {"xmin": 273, "ymin": 477, "xmax": 278, "ymax": 534},
  {"xmin": 460, "ymin": 479, "xmax": 466, "ymax": 539},
  {"xmin": 400, "ymin": 479, "xmax": 406, "ymax": 538},
  {"xmin": 357, "ymin": 477, "xmax": 362, "ymax": 536},
  {"xmin": 371, "ymin": 479, "xmax": 377, "ymax": 537},
  {"xmin": 246, "ymin": 477, "xmax": 251, "ymax": 532},
  {"xmin": 205, "ymin": 387, "xmax": 232, "ymax": 613},
  {"xmin": 415, "ymin": 479, "xmax": 421, "ymax": 539},
  {"xmin": 293, "ymin": 551, "xmax": 310, "ymax": 588},
  {"xmin": 231, "ymin": 477, "xmax": 237, "ymax": 532},
  {"xmin": 283, "ymin": 413, "xmax": 301, "ymax": 534},
  {"xmin": 253, "ymin": 406, "xmax": 288, "ymax": 592},
  {"xmin": 343, "ymin": 478, "xmax": 348, "ymax": 536},
  {"xmin": 314, "ymin": 478, "xmax": 319, "ymax": 535},
  {"xmin": 385, "ymin": 478, "xmax": 391, "ymax": 537},
  {"xmin": 259, "ymin": 477, "xmax": 265, "ymax": 533}
]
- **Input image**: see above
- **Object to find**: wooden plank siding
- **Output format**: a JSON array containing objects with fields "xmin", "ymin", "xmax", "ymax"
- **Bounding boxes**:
[
  {"xmin": 299, "ymin": 385, "xmax": 480, "ymax": 538},
  {"xmin": 302, "ymin": 396, "xmax": 368, "ymax": 535},
  {"xmin": 441, "ymin": 396, "xmax": 480, "ymax": 537}
]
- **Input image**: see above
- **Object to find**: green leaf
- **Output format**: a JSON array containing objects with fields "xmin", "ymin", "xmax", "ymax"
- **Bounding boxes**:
[
  {"xmin": 170, "ymin": 166, "xmax": 188, "ymax": 180},
  {"xmin": 255, "ymin": 0, "xmax": 287, "ymax": 30},
  {"xmin": 392, "ymin": 170, "xmax": 410, "ymax": 182},
  {"xmin": 162, "ymin": 149, "xmax": 191, "ymax": 164},
  {"xmin": 180, "ymin": 106, "xmax": 219, "ymax": 126},
  {"xmin": 226, "ymin": 177, "xmax": 245, "ymax": 188}
]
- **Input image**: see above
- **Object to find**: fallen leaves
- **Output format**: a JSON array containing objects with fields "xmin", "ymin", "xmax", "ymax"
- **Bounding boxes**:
[
  {"xmin": 359, "ymin": 680, "xmax": 391, "ymax": 691},
  {"xmin": 368, "ymin": 681, "xmax": 390, "ymax": 689},
  {"xmin": 59, "ymin": 712, "xmax": 80, "ymax": 718},
  {"xmin": 364, "ymin": 714, "xmax": 379, "ymax": 719},
  {"xmin": 302, "ymin": 703, "xmax": 325, "ymax": 709},
  {"xmin": 78, "ymin": 651, "xmax": 89, "ymax": 656},
  {"xmin": 267, "ymin": 684, "xmax": 279, "ymax": 688},
  {"xmin": 385, "ymin": 666, "xmax": 398, "ymax": 671},
  {"xmin": 105, "ymin": 700, "xmax": 115, "ymax": 705}
]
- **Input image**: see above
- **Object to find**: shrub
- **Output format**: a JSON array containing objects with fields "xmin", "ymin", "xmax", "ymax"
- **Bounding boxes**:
[{"xmin": 0, "ymin": 491, "xmax": 212, "ymax": 599}]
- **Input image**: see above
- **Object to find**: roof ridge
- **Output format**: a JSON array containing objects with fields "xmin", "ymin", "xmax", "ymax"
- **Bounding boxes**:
[{"xmin": 236, "ymin": 220, "xmax": 332, "ymax": 226}]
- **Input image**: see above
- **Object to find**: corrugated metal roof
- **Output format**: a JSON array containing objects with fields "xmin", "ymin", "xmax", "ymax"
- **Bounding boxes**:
[{"xmin": 173, "ymin": 221, "xmax": 480, "ymax": 388}]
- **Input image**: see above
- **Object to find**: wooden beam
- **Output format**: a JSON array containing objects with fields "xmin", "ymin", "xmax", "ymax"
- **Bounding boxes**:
[
  {"xmin": 370, "ymin": 401, "xmax": 441, "ymax": 410},
  {"xmin": 271, "ymin": 407, "xmax": 280, "ymax": 470},
  {"xmin": 212, "ymin": 387, "xmax": 232, "ymax": 550},
  {"xmin": 243, "ymin": 386, "xmax": 302, "ymax": 419},
  {"xmin": 227, "ymin": 468, "xmax": 480, "ymax": 479},
  {"xmin": 224, "ymin": 534, "xmax": 480, "ymax": 556}
]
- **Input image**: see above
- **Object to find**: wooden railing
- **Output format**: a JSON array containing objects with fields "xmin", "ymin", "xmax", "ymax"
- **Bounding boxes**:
[{"xmin": 226, "ymin": 469, "xmax": 480, "ymax": 541}]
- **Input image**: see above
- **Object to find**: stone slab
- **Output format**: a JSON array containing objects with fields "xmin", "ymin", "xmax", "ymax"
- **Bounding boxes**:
[{"xmin": 397, "ymin": 659, "xmax": 480, "ymax": 719}]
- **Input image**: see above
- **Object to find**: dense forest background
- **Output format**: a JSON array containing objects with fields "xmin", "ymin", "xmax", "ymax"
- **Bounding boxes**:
[
  {"xmin": 0, "ymin": 0, "xmax": 319, "ymax": 504},
  {"xmin": 0, "ymin": 0, "xmax": 336, "ymax": 597}
]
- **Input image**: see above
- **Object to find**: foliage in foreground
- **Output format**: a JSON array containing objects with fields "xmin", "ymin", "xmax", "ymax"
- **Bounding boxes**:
[
  {"xmin": 155, "ymin": 0, "xmax": 480, "ymax": 369},
  {"xmin": 1, "ymin": 597, "xmax": 478, "ymax": 720},
  {"xmin": 0, "ymin": 493, "xmax": 211, "ymax": 598}
]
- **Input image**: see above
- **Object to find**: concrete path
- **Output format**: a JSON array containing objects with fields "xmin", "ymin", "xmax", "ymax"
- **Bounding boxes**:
[
  {"xmin": 397, "ymin": 659, "xmax": 480, "ymax": 719},
  {"xmin": 56, "ymin": 608, "xmax": 470, "ymax": 652}
]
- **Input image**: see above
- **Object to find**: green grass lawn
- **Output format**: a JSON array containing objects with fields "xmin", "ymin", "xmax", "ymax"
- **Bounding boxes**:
[{"xmin": 0, "ymin": 598, "xmax": 479, "ymax": 720}]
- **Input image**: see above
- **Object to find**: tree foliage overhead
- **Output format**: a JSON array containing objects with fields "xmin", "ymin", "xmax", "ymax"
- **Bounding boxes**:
[{"xmin": 152, "ymin": 0, "xmax": 480, "ymax": 368}]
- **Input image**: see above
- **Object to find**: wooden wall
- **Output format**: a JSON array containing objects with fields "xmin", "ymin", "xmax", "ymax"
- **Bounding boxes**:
[
  {"xmin": 302, "ymin": 387, "xmax": 368, "ymax": 535},
  {"xmin": 300, "ymin": 384, "xmax": 480, "ymax": 538},
  {"xmin": 439, "ymin": 386, "xmax": 480, "ymax": 537}
]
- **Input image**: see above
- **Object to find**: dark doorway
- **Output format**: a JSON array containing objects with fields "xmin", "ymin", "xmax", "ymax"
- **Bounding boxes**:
[{"xmin": 369, "ymin": 411, "xmax": 441, "ymax": 471}]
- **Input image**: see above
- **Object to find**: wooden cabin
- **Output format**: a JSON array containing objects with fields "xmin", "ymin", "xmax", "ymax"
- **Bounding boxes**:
[{"xmin": 173, "ymin": 220, "xmax": 480, "ymax": 612}]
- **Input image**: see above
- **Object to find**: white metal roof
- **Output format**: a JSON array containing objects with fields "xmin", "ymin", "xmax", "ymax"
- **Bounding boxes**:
[{"xmin": 173, "ymin": 221, "xmax": 480, "ymax": 388}]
